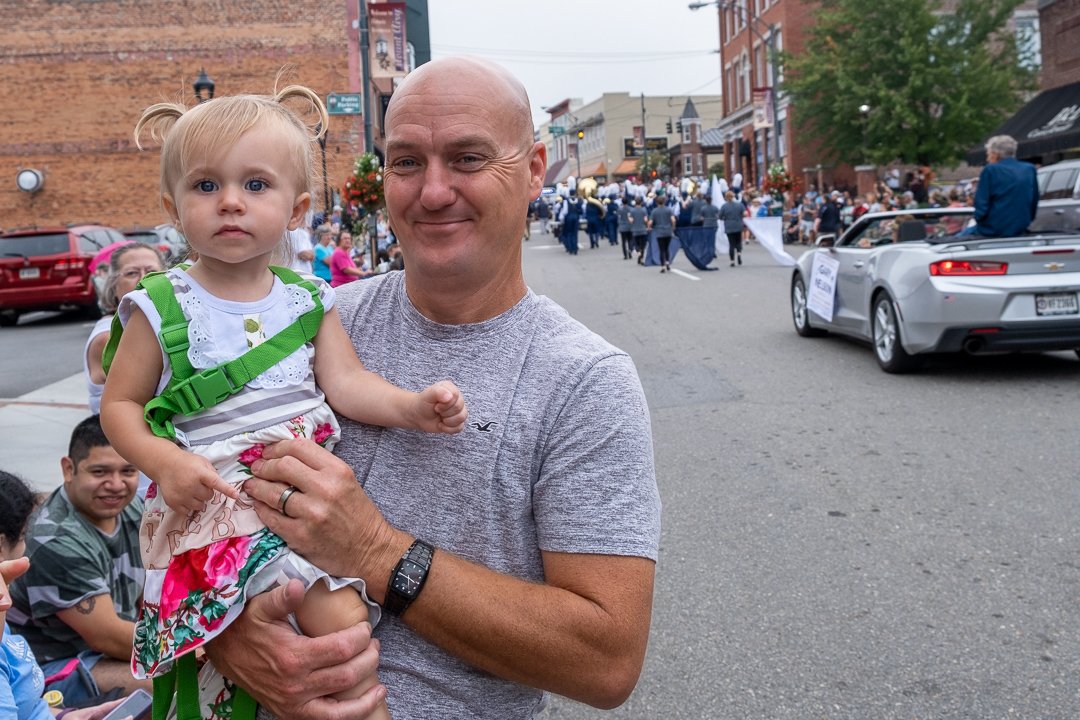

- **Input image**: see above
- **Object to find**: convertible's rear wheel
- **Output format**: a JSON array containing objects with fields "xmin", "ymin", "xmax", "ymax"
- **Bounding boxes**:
[
  {"xmin": 0, "ymin": 311, "xmax": 18, "ymax": 328},
  {"xmin": 791, "ymin": 274, "xmax": 826, "ymax": 337},
  {"xmin": 872, "ymin": 293, "xmax": 921, "ymax": 373}
]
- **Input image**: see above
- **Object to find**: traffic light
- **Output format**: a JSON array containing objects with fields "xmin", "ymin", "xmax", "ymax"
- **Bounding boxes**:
[
  {"xmin": 577, "ymin": 130, "xmax": 584, "ymax": 140},
  {"xmin": 676, "ymin": 120, "xmax": 683, "ymax": 133},
  {"xmin": 666, "ymin": 119, "xmax": 673, "ymax": 133}
]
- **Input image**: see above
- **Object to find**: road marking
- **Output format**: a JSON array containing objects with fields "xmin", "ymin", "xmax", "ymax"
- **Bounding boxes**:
[
  {"xmin": 529, "ymin": 244, "xmax": 564, "ymax": 250},
  {"xmin": 669, "ymin": 268, "xmax": 700, "ymax": 281}
]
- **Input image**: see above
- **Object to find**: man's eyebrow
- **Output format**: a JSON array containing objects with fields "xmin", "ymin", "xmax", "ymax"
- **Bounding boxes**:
[{"xmin": 386, "ymin": 135, "xmax": 500, "ymax": 155}]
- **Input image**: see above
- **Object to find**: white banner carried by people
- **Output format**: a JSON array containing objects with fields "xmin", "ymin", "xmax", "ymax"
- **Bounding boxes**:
[{"xmin": 744, "ymin": 216, "xmax": 796, "ymax": 267}]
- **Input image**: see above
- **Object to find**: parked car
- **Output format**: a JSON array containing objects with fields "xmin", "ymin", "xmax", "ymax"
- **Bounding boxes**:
[
  {"xmin": 1032, "ymin": 158, "xmax": 1080, "ymax": 234},
  {"xmin": 0, "ymin": 224, "xmax": 126, "ymax": 326},
  {"xmin": 123, "ymin": 223, "xmax": 187, "ymax": 262},
  {"xmin": 789, "ymin": 208, "xmax": 1080, "ymax": 372}
]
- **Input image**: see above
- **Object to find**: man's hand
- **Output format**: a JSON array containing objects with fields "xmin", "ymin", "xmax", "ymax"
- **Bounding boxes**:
[
  {"xmin": 244, "ymin": 439, "xmax": 403, "ymax": 586},
  {"xmin": 413, "ymin": 380, "xmax": 468, "ymax": 434},
  {"xmin": 206, "ymin": 579, "xmax": 386, "ymax": 720}
]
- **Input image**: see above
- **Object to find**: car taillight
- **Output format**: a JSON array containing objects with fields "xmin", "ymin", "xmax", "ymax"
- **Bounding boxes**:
[
  {"xmin": 929, "ymin": 260, "xmax": 1008, "ymax": 276},
  {"xmin": 52, "ymin": 256, "xmax": 88, "ymax": 274}
]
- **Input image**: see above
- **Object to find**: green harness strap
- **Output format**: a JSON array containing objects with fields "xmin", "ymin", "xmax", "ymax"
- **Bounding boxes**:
[
  {"xmin": 102, "ymin": 266, "xmax": 324, "ymax": 439},
  {"xmin": 104, "ymin": 265, "xmax": 323, "ymax": 720},
  {"xmin": 151, "ymin": 652, "xmax": 257, "ymax": 720}
]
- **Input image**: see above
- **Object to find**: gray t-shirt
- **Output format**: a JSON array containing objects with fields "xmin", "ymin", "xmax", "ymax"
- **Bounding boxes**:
[
  {"xmin": 629, "ymin": 206, "xmax": 649, "ymax": 235},
  {"xmin": 700, "ymin": 203, "xmax": 720, "ymax": 228},
  {"xmin": 650, "ymin": 205, "xmax": 676, "ymax": 238},
  {"xmin": 332, "ymin": 271, "xmax": 659, "ymax": 719}
]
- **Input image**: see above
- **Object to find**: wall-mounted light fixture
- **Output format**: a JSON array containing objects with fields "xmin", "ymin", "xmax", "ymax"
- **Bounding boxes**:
[{"xmin": 16, "ymin": 168, "xmax": 44, "ymax": 193}]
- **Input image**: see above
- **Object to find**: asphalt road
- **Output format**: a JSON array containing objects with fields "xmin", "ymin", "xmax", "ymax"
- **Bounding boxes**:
[
  {"xmin": 4, "ymin": 235, "xmax": 1079, "ymax": 718},
  {"xmin": 523, "ymin": 234, "xmax": 1080, "ymax": 719}
]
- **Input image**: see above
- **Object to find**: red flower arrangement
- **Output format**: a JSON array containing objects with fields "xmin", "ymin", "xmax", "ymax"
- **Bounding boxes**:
[
  {"xmin": 762, "ymin": 163, "xmax": 799, "ymax": 204},
  {"xmin": 342, "ymin": 153, "xmax": 384, "ymax": 214},
  {"xmin": 341, "ymin": 152, "xmax": 384, "ymax": 237}
]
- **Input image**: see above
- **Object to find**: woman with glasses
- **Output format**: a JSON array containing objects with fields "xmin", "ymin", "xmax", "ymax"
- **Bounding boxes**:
[{"xmin": 84, "ymin": 244, "xmax": 166, "ymax": 415}]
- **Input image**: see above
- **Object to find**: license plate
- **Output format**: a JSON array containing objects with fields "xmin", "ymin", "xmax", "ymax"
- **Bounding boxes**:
[
  {"xmin": 1035, "ymin": 292, "xmax": 1079, "ymax": 316},
  {"xmin": 19, "ymin": 267, "xmax": 40, "ymax": 280}
]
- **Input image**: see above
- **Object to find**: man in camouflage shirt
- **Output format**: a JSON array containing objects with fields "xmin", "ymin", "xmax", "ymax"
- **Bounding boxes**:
[{"xmin": 8, "ymin": 415, "xmax": 149, "ymax": 703}]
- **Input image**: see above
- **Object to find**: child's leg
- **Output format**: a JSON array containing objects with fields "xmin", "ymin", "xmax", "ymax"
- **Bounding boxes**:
[{"xmin": 295, "ymin": 583, "xmax": 391, "ymax": 719}]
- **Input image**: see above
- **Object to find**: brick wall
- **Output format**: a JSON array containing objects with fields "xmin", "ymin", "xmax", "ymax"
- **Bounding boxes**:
[
  {"xmin": 0, "ymin": 0, "xmax": 365, "ymax": 230},
  {"xmin": 1040, "ymin": 0, "xmax": 1080, "ymax": 90}
]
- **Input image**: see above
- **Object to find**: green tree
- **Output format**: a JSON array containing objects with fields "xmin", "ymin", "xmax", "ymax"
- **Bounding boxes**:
[
  {"xmin": 782, "ymin": 0, "xmax": 1035, "ymax": 167},
  {"xmin": 636, "ymin": 149, "xmax": 670, "ymax": 180}
]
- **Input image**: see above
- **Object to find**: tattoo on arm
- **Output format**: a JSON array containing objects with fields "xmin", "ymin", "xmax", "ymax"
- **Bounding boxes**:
[{"xmin": 75, "ymin": 596, "xmax": 96, "ymax": 615}]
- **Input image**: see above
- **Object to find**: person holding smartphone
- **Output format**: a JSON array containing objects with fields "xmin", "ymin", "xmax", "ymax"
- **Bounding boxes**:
[{"xmin": 1, "ymin": 470, "xmax": 136, "ymax": 720}]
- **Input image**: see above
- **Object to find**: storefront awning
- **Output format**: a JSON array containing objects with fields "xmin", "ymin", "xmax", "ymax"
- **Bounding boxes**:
[
  {"xmin": 580, "ymin": 161, "xmax": 607, "ymax": 178},
  {"xmin": 613, "ymin": 158, "xmax": 639, "ymax": 177},
  {"xmin": 544, "ymin": 158, "xmax": 568, "ymax": 186},
  {"xmin": 966, "ymin": 81, "xmax": 1080, "ymax": 165}
]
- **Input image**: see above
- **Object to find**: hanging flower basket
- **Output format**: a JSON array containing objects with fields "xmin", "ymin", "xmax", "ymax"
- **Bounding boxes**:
[
  {"xmin": 341, "ymin": 153, "xmax": 384, "ymax": 235},
  {"xmin": 762, "ymin": 163, "xmax": 798, "ymax": 207}
]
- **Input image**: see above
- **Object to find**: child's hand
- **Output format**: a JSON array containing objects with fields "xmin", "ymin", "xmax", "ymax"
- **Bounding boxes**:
[
  {"xmin": 155, "ymin": 451, "xmax": 240, "ymax": 515},
  {"xmin": 413, "ymin": 380, "xmax": 468, "ymax": 434}
]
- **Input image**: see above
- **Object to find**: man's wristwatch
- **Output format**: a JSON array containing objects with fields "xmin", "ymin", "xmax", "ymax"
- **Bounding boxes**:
[{"xmin": 385, "ymin": 539, "xmax": 435, "ymax": 616}]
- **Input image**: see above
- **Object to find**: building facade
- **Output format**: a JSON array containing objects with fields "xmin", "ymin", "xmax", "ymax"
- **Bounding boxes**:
[
  {"xmin": 2, "ymin": 0, "xmax": 427, "ymax": 230},
  {"xmin": 540, "ymin": 93, "xmax": 722, "ymax": 186}
]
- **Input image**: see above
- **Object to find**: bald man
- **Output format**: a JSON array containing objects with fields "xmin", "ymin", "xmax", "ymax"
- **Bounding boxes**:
[{"xmin": 208, "ymin": 57, "xmax": 661, "ymax": 720}]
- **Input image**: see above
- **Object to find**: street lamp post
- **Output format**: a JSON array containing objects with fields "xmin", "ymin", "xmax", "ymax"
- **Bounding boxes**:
[
  {"xmin": 690, "ymin": 0, "xmax": 781, "ymax": 169},
  {"xmin": 575, "ymin": 129, "xmax": 584, "ymax": 178},
  {"xmin": 858, "ymin": 104, "xmax": 871, "ymax": 165},
  {"xmin": 193, "ymin": 68, "xmax": 215, "ymax": 103}
]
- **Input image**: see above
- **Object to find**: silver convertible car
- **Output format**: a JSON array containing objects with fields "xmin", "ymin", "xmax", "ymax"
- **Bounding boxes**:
[{"xmin": 789, "ymin": 208, "xmax": 1080, "ymax": 372}]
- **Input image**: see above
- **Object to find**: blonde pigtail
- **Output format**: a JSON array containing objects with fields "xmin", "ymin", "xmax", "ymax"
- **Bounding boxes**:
[{"xmin": 134, "ymin": 103, "xmax": 188, "ymax": 150}]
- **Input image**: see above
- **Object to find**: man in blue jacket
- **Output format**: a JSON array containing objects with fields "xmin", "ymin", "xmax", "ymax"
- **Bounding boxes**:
[{"xmin": 969, "ymin": 135, "xmax": 1039, "ymax": 237}]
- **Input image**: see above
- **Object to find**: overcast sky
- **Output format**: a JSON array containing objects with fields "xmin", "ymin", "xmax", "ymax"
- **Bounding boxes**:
[{"xmin": 427, "ymin": 0, "xmax": 724, "ymax": 128}]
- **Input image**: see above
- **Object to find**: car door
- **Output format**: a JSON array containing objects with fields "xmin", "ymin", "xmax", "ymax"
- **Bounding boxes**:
[{"xmin": 829, "ymin": 218, "xmax": 887, "ymax": 335}]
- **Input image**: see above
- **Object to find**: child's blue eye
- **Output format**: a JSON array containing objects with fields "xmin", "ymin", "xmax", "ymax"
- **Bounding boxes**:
[
  {"xmin": 246, "ymin": 179, "xmax": 267, "ymax": 192},
  {"xmin": 196, "ymin": 180, "xmax": 217, "ymax": 193}
]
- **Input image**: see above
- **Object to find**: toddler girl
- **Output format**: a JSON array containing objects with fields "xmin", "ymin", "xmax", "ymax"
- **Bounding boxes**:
[{"xmin": 101, "ymin": 84, "xmax": 467, "ymax": 720}]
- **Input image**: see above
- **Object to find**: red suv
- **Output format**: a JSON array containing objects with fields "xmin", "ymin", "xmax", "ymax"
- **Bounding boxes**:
[{"xmin": 0, "ymin": 224, "xmax": 125, "ymax": 327}]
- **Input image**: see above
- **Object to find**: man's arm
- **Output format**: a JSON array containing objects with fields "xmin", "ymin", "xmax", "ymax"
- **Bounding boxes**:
[
  {"xmin": 973, "ymin": 166, "xmax": 992, "ymax": 224},
  {"xmin": 56, "ymin": 595, "xmax": 135, "ymax": 661},
  {"xmin": 242, "ymin": 439, "xmax": 655, "ymax": 709}
]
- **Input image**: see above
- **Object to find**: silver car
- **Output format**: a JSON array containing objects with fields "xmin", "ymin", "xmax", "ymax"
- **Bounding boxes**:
[{"xmin": 789, "ymin": 208, "xmax": 1080, "ymax": 372}]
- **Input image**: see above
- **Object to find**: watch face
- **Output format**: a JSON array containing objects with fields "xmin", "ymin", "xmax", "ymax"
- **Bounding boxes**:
[{"xmin": 392, "ymin": 560, "xmax": 426, "ymax": 597}]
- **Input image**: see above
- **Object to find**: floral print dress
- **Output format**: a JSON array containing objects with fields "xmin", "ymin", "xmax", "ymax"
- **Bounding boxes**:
[{"xmin": 118, "ymin": 269, "xmax": 377, "ymax": 720}]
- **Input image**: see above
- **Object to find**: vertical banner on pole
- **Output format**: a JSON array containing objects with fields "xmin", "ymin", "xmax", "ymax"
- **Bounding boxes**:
[{"xmin": 368, "ymin": 2, "xmax": 408, "ymax": 78}]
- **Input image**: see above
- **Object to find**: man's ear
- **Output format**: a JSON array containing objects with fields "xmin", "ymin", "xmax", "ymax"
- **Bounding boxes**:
[
  {"xmin": 60, "ymin": 456, "xmax": 75, "ymax": 485},
  {"xmin": 288, "ymin": 193, "xmax": 312, "ymax": 231}
]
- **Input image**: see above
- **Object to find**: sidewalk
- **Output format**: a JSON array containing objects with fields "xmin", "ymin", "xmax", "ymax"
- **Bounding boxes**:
[{"xmin": 0, "ymin": 373, "xmax": 88, "ymax": 493}]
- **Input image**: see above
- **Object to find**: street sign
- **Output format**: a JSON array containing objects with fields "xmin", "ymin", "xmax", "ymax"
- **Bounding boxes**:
[
  {"xmin": 550, "ymin": 126, "xmax": 565, "ymax": 137},
  {"xmin": 327, "ymin": 93, "xmax": 362, "ymax": 116}
]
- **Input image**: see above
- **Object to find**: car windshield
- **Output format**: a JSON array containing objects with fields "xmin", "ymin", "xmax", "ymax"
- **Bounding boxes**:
[
  {"xmin": 1, "ymin": 234, "xmax": 69, "ymax": 257},
  {"xmin": 841, "ymin": 214, "xmax": 972, "ymax": 248},
  {"xmin": 125, "ymin": 231, "xmax": 158, "ymax": 243}
]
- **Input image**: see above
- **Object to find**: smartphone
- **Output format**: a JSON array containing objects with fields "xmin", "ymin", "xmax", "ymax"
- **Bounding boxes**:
[{"xmin": 102, "ymin": 688, "xmax": 153, "ymax": 720}]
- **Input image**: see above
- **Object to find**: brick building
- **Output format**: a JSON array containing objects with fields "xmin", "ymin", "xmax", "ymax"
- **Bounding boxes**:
[
  {"xmin": 708, "ymin": 0, "xmax": 810, "ymax": 192},
  {"xmin": 0, "ymin": 0, "xmax": 417, "ymax": 231},
  {"xmin": 707, "ymin": 0, "xmax": 1042, "ymax": 194}
]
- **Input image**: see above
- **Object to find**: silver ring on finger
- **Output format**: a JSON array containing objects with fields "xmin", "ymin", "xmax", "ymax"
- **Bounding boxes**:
[{"xmin": 278, "ymin": 485, "xmax": 300, "ymax": 518}]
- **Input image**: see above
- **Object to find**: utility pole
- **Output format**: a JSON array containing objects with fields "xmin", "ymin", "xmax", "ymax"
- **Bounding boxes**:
[
  {"xmin": 641, "ymin": 92, "xmax": 648, "ymax": 181},
  {"xmin": 359, "ymin": 0, "xmax": 374, "ymax": 153},
  {"xmin": 358, "ymin": 0, "xmax": 377, "ymax": 266}
]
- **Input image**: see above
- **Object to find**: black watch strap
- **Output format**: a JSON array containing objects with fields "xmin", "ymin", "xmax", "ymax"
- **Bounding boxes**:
[{"xmin": 385, "ymin": 539, "xmax": 435, "ymax": 616}]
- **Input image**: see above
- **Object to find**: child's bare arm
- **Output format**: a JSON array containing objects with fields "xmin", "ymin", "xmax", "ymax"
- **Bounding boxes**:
[
  {"xmin": 100, "ymin": 308, "xmax": 238, "ymax": 514},
  {"xmin": 314, "ymin": 307, "xmax": 467, "ymax": 433}
]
